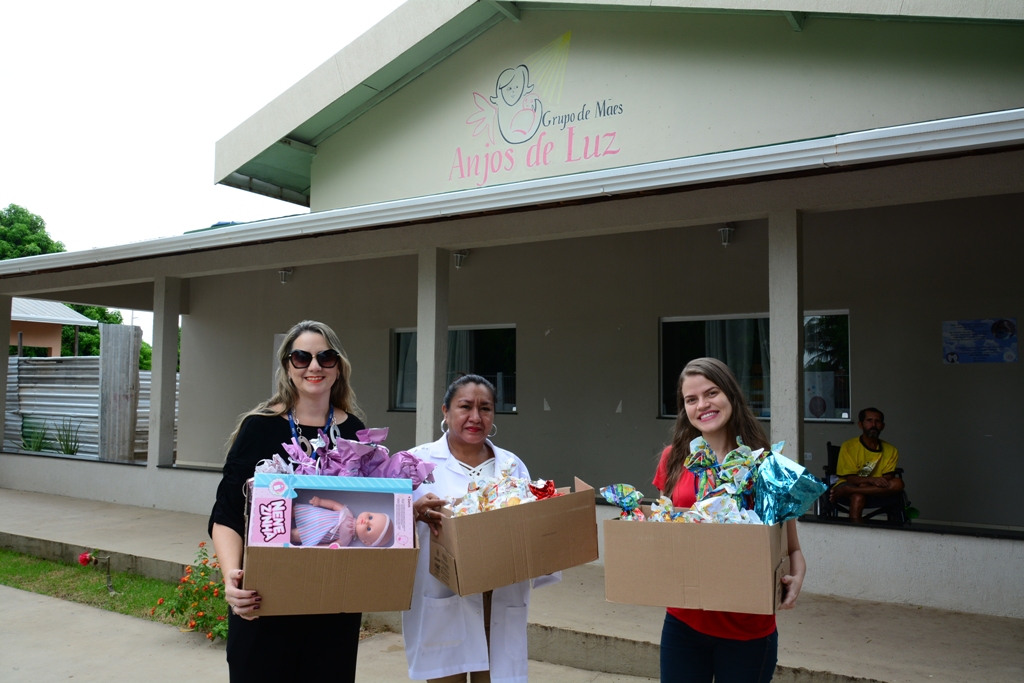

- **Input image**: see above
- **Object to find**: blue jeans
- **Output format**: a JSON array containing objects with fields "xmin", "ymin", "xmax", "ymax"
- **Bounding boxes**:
[{"xmin": 660, "ymin": 613, "xmax": 778, "ymax": 683}]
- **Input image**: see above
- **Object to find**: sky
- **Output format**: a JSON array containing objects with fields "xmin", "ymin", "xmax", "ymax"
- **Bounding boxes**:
[{"xmin": 0, "ymin": 1, "xmax": 406, "ymax": 341}]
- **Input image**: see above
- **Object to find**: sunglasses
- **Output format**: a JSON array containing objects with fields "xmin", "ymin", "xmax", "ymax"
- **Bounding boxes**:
[{"xmin": 288, "ymin": 349, "xmax": 341, "ymax": 369}]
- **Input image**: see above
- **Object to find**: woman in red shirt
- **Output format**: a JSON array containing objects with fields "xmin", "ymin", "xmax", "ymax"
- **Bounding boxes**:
[{"xmin": 653, "ymin": 357, "xmax": 806, "ymax": 683}]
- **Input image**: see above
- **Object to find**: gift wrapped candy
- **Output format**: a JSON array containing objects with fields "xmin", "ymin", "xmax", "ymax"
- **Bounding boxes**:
[
  {"xmin": 528, "ymin": 479, "xmax": 562, "ymax": 501},
  {"xmin": 684, "ymin": 437, "xmax": 768, "ymax": 510},
  {"xmin": 754, "ymin": 451, "xmax": 827, "ymax": 524},
  {"xmin": 649, "ymin": 496, "xmax": 686, "ymax": 522},
  {"xmin": 278, "ymin": 426, "xmax": 435, "ymax": 488},
  {"xmin": 365, "ymin": 449, "xmax": 436, "ymax": 490},
  {"xmin": 448, "ymin": 469, "xmax": 539, "ymax": 516},
  {"xmin": 254, "ymin": 453, "xmax": 294, "ymax": 475},
  {"xmin": 600, "ymin": 484, "xmax": 645, "ymax": 521},
  {"xmin": 682, "ymin": 495, "xmax": 762, "ymax": 524},
  {"xmin": 449, "ymin": 482, "xmax": 483, "ymax": 516}
]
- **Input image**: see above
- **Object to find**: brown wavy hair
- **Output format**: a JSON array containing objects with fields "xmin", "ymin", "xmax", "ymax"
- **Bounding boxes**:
[
  {"xmin": 661, "ymin": 357, "xmax": 768, "ymax": 498},
  {"xmin": 225, "ymin": 320, "xmax": 364, "ymax": 452}
]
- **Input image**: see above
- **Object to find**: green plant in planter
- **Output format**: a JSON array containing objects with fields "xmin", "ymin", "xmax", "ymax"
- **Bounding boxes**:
[
  {"xmin": 54, "ymin": 417, "xmax": 82, "ymax": 455},
  {"xmin": 21, "ymin": 418, "xmax": 51, "ymax": 452}
]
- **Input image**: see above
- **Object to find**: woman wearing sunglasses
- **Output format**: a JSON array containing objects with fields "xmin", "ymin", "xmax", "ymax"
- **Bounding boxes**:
[{"xmin": 210, "ymin": 320, "xmax": 366, "ymax": 683}]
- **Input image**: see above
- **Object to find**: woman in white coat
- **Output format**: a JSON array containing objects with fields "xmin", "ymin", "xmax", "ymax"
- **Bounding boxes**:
[{"xmin": 404, "ymin": 374, "xmax": 558, "ymax": 683}]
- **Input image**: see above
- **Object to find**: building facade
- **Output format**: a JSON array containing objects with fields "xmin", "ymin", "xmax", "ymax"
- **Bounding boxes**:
[{"xmin": 1, "ymin": 1, "xmax": 1022, "ymax": 613}]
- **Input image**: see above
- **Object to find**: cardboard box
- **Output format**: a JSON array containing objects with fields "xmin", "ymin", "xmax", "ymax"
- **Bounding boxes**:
[
  {"xmin": 604, "ymin": 510, "xmax": 790, "ymax": 615},
  {"xmin": 430, "ymin": 478, "xmax": 598, "ymax": 596},
  {"xmin": 242, "ymin": 473, "xmax": 419, "ymax": 616}
]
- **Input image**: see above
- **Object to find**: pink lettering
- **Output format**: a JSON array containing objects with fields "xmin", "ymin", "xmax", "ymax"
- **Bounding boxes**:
[
  {"xmin": 448, "ymin": 148, "xmax": 465, "ymax": 181},
  {"xmin": 259, "ymin": 500, "xmax": 288, "ymax": 542},
  {"xmin": 465, "ymin": 154, "xmax": 480, "ymax": 178},
  {"xmin": 601, "ymin": 132, "xmax": 620, "ymax": 155},
  {"xmin": 565, "ymin": 126, "xmax": 582, "ymax": 163},
  {"xmin": 527, "ymin": 131, "xmax": 549, "ymax": 168},
  {"xmin": 504, "ymin": 149, "xmax": 515, "ymax": 171},
  {"xmin": 477, "ymin": 150, "xmax": 501, "ymax": 187}
]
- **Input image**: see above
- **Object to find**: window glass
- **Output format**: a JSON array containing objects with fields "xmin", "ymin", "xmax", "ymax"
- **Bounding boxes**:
[
  {"xmin": 392, "ymin": 328, "xmax": 516, "ymax": 413},
  {"xmin": 660, "ymin": 314, "xmax": 849, "ymax": 421}
]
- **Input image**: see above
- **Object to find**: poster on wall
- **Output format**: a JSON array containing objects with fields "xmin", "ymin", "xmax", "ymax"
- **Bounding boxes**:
[{"xmin": 942, "ymin": 318, "xmax": 1017, "ymax": 363}]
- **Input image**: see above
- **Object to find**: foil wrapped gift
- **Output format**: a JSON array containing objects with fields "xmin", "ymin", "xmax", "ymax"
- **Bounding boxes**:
[
  {"xmin": 681, "ymin": 495, "xmax": 762, "ymax": 524},
  {"xmin": 600, "ymin": 484, "xmax": 645, "ymax": 521},
  {"xmin": 684, "ymin": 437, "xmax": 768, "ymax": 510},
  {"xmin": 648, "ymin": 496, "xmax": 686, "ymax": 522},
  {"xmin": 448, "ymin": 469, "xmax": 538, "ymax": 516},
  {"xmin": 754, "ymin": 452, "xmax": 827, "ymax": 524}
]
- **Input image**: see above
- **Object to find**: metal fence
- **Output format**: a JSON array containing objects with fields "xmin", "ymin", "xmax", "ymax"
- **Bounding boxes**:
[{"xmin": 4, "ymin": 356, "xmax": 178, "ymax": 461}]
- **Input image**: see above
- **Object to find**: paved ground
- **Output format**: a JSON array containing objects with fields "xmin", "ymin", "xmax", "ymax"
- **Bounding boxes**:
[
  {"xmin": 0, "ymin": 585, "xmax": 655, "ymax": 683},
  {"xmin": 2, "ymin": 487, "xmax": 1023, "ymax": 683}
]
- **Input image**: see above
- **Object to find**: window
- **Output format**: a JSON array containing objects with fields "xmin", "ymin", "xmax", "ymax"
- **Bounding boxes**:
[
  {"xmin": 391, "ymin": 326, "xmax": 516, "ymax": 413},
  {"xmin": 660, "ymin": 313, "xmax": 850, "ymax": 421}
]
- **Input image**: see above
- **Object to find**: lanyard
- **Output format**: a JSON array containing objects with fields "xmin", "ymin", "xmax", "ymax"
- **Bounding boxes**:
[{"xmin": 288, "ymin": 406, "xmax": 334, "ymax": 458}]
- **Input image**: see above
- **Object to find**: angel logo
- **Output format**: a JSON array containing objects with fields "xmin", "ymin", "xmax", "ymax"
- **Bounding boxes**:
[{"xmin": 468, "ymin": 65, "xmax": 544, "ymax": 145}]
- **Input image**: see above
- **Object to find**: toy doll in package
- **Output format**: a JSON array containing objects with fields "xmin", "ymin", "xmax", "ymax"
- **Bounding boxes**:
[{"xmin": 247, "ymin": 473, "xmax": 415, "ymax": 549}]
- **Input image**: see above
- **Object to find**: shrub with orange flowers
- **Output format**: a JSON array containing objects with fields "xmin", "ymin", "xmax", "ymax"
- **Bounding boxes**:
[{"xmin": 153, "ymin": 541, "xmax": 228, "ymax": 641}]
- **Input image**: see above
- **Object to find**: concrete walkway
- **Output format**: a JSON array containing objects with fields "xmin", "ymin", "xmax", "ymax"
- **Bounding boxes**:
[
  {"xmin": 0, "ymin": 586, "xmax": 654, "ymax": 683},
  {"xmin": 2, "ymin": 487, "xmax": 1023, "ymax": 683}
]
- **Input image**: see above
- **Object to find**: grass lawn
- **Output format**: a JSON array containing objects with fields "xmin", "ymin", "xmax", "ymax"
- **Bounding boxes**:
[
  {"xmin": 0, "ymin": 548, "xmax": 386, "ymax": 640},
  {"xmin": 0, "ymin": 548, "xmax": 179, "ymax": 626}
]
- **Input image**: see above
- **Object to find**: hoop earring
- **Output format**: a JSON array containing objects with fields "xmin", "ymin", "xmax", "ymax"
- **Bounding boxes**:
[
  {"xmin": 488, "ymin": 423, "xmax": 497, "ymax": 438},
  {"xmin": 440, "ymin": 418, "xmax": 449, "ymax": 434}
]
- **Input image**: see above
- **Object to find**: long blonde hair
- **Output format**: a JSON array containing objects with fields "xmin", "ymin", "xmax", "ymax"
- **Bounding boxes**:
[
  {"xmin": 662, "ymin": 357, "xmax": 768, "ymax": 497},
  {"xmin": 225, "ymin": 320, "xmax": 364, "ymax": 451}
]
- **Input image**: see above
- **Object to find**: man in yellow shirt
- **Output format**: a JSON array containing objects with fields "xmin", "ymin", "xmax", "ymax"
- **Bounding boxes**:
[{"xmin": 829, "ymin": 407, "xmax": 904, "ymax": 523}]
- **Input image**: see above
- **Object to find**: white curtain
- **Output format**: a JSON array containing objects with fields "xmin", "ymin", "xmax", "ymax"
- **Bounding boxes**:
[
  {"xmin": 757, "ymin": 318, "xmax": 771, "ymax": 417},
  {"xmin": 447, "ymin": 330, "xmax": 475, "ymax": 383},
  {"xmin": 705, "ymin": 319, "xmax": 756, "ymax": 406},
  {"xmin": 394, "ymin": 332, "xmax": 417, "ymax": 409}
]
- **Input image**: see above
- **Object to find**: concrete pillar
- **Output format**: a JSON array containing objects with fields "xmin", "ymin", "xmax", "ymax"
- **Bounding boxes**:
[
  {"xmin": 768, "ymin": 209, "xmax": 804, "ymax": 463},
  {"xmin": 148, "ymin": 276, "xmax": 181, "ymax": 467},
  {"xmin": 415, "ymin": 247, "xmax": 449, "ymax": 447},
  {"xmin": 0, "ymin": 296, "xmax": 10, "ymax": 447}
]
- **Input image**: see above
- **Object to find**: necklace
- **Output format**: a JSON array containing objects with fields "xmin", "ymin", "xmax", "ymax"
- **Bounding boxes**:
[{"xmin": 288, "ymin": 406, "xmax": 336, "ymax": 457}]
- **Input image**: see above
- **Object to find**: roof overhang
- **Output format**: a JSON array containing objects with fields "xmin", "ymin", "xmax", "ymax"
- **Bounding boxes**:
[
  {"xmin": 11, "ymin": 298, "xmax": 100, "ymax": 326},
  {"xmin": 7, "ymin": 106, "xmax": 1024, "ymax": 279},
  {"xmin": 214, "ymin": 0, "xmax": 1024, "ymax": 206}
]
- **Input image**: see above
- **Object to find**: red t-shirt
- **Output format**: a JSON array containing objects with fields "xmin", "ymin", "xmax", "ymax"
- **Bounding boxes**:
[{"xmin": 653, "ymin": 446, "xmax": 776, "ymax": 641}]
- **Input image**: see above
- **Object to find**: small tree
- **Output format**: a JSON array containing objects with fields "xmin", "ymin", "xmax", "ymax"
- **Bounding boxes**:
[{"xmin": 0, "ymin": 204, "xmax": 65, "ymax": 258}]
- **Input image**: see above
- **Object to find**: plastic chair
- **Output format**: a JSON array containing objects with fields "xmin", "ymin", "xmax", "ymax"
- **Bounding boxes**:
[{"xmin": 818, "ymin": 441, "xmax": 910, "ymax": 525}]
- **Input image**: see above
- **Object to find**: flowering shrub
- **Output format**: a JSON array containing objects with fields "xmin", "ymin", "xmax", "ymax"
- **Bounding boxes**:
[{"xmin": 153, "ymin": 542, "xmax": 228, "ymax": 641}]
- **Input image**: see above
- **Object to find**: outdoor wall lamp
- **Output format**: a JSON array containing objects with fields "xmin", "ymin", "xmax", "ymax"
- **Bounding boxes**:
[
  {"xmin": 454, "ymin": 250, "xmax": 469, "ymax": 269},
  {"xmin": 718, "ymin": 223, "xmax": 735, "ymax": 248},
  {"xmin": 279, "ymin": 267, "xmax": 293, "ymax": 284}
]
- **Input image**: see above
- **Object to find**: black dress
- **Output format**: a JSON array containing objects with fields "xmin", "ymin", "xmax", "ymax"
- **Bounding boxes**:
[{"xmin": 209, "ymin": 412, "xmax": 366, "ymax": 683}]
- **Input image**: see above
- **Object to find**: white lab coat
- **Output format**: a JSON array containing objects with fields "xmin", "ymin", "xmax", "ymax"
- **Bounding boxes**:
[{"xmin": 402, "ymin": 435, "xmax": 560, "ymax": 683}]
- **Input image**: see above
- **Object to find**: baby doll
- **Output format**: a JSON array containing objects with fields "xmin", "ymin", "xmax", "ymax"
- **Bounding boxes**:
[{"xmin": 290, "ymin": 496, "xmax": 394, "ymax": 548}]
